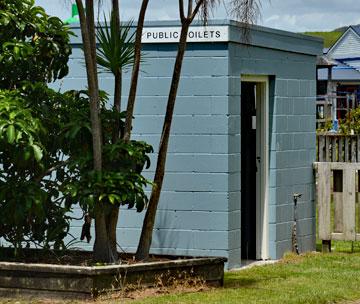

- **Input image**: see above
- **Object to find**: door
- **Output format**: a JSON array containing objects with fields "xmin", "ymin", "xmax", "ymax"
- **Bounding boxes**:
[
  {"xmin": 241, "ymin": 76, "xmax": 270, "ymax": 261},
  {"xmin": 241, "ymin": 82, "xmax": 257, "ymax": 260}
]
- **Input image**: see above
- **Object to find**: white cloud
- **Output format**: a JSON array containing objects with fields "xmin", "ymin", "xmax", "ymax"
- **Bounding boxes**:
[{"xmin": 34, "ymin": 0, "xmax": 360, "ymax": 32}]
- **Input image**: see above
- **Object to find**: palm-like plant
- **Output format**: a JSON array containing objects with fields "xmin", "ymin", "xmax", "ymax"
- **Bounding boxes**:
[
  {"xmin": 96, "ymin": 15, "xmax": 136, "ymax": 144},
  {"xmin": 96, "ymin": 15, "xmax": 135, "ymax": 115},
  {"xmin": 96, "ymin": 17, "xmax": 135, "ymax": 76}
]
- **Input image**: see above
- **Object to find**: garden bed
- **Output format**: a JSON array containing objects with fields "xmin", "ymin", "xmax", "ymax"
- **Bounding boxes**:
[{"xmin": 0, "ymin": 249, "xmax": 226, "ymax": 299}]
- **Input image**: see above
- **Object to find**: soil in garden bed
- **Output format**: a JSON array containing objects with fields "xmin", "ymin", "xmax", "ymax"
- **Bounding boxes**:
[{"xmin": 0, "ymin": 247, "xmax": 191, "ymax": 266}]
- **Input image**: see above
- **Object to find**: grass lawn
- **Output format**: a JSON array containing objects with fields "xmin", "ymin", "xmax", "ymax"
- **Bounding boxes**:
[{"xmin": 117, "ymin": 252, "xmax": 360, "ymax": 304}]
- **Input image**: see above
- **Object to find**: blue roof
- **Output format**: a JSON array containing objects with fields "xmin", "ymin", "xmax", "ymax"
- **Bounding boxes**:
[
  {"xmin": 350, "ymin": 25, "xmax": 360, "ymax": 36},
  {"xmin": 318, "ymin": 60, "xmax": 360, "ymax": 81}
]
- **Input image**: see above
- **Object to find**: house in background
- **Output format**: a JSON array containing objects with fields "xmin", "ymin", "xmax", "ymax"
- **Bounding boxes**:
[{"xmin": 317, "ymin": 26, "xmax": 360, "ymax": 128}]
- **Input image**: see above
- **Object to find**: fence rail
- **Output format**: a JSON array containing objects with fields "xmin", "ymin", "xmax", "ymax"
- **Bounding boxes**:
[
  {"xmin": 314, "ymin": 162, "xmax": 360, "ymax": 252},
  {"xmin": 317, "ymin": 134, "xmax": 360, "ymax": 162}
]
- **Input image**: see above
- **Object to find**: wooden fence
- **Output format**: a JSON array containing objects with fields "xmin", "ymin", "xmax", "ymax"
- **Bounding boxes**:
[
  {"xmin": 317, "ymin": 134, "xmax": 360, "ymax": 162},
  {"xmin": 314, "ymin": 162, "xmax": 360, "ymax": 252}
]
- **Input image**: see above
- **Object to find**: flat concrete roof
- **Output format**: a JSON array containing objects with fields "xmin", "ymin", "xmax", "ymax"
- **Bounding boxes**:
[{"xmin": 68, "ymin": 19, "xmax": 323, "ymax": 56}]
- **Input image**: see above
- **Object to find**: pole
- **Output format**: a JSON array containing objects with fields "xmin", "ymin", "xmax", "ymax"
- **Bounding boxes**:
[{"xmin": 292, "ymin": 193, "xmax": 302, "ymax": 255}]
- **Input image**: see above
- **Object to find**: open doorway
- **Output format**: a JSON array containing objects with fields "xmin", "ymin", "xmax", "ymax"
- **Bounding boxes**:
[{"xmin": 241, "ymin": 76, "xmax": 269, "ymax": 261}]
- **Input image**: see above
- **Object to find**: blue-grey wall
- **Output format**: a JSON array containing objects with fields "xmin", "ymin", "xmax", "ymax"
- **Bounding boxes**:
[
  {"xmin": 55, "ymin": 21, "xmax": 321, "ymax": 269},
  {"xmin": 228, "ymin": 45, "xmax": 317, "ymax": 263},
  {"xmin": 58, "ymin": 42, "xmax": 233, "ymax": 262},
  {"xmin": 227, "ymin": 24, "xmax": 318, "ymax": 262}
]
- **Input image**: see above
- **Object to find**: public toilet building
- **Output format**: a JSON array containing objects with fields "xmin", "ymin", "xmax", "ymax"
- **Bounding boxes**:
[{"xmin": 63, "ymin": 20, "xmax": 323, "ymax": 269}]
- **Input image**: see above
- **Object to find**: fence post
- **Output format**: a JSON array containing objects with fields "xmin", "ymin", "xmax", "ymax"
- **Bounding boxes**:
[
  {"xmin": 343, "ymin": 165, "xmax": 356, "ymax": 241},
  {"xmin": 317, "ymin": 163, "xmax": 331, "ymax": 252}
]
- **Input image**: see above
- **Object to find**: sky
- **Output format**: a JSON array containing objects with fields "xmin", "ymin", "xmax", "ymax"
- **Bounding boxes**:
[{"xmin": 34, "ymin": 0, "xmax": 360, "ymax": 32}]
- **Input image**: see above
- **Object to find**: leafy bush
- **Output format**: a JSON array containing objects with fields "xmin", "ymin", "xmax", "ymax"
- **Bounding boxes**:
[
  {"xmin": 0, "ymin": 85, "xmax": 153, "ymax": 252},
  {"xmin": 339, "ymin": 107, "xmax": 360, "ymax": 135},
  {"xmin": 58, "ymin": 90, "xmax": 153, "ymax": 218},
  {"xmin": 0, "ymin": 88, "xmax": 69, "ymax": 251},
  {"xmin": 0, "ymin": 0, "xmax": 71, "ymax": 89},
  {"xmin": 0, "ymin": 1, "xmax": 153, "ymax": 257}
]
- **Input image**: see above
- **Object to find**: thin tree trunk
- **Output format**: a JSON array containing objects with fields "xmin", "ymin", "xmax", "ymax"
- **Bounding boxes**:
[
  {"xmin": 123, "ymin": 0, "xmax": 149, "ymax": 141},
  {"xmin": 112, "ymin": 69, "xmax": 122, "ymax": 143},
  {"xmin": 112, "ymin": 0, "xmax": 122, "ymax": 142},
  {"xmin": 112, "ymin": 0, "xmax": 122, "ymax": 116},
  {"xmin": 81, "ymin": 0, "xmax": 102, "ymax": 170},
  {"xmin": 76, "ymin": 0, "xmax": 115, "ymax": 263},
  {"xmin": 109, "ymin": 0, "xmax": 121, "ymax": 255},
  {"xmin": 114, "ymin": 72, "xmax": 122, "ymax": 113},
  {"xmin": 135, "ymin": 22, "xmax": 191, "ymax": 261}
]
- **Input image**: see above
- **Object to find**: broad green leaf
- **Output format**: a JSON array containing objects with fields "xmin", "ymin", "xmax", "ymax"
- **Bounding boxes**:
[
  {"xmin": 31, "ymin": 144, "xmax": 43, "ymax": 161},
  {"xmin": 6, "ymin": 124, "xmax": 15, "ymax": 144},
  {"xmin": 108, "ymin": 194, "xmax": 116, "ymax": 204}
]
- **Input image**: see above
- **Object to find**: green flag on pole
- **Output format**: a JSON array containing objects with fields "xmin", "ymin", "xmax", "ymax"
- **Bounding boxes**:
[{"xmin": 64, "ymin": 3, "xmax": 79, "ymax": 24}]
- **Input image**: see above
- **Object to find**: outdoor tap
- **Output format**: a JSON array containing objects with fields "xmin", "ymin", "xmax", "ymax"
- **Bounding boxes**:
[{"xmin": 293, "ymin": 193, "xmax": 302, "ymax": 206}]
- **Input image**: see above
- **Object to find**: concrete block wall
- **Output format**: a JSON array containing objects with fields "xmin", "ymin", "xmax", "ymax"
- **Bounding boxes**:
[
  {"xmin": 228, "ymin": 40, "xmax": 317, "ymax": 260},
  {"xmin": 57, "ymin": 42, "xmax": 234, "ymax": 260}
]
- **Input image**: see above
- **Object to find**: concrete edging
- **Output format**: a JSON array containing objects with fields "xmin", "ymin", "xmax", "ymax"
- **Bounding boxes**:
[{"xmin": 0, "ymin": 256, "xmax": 227, "ymax": 299}]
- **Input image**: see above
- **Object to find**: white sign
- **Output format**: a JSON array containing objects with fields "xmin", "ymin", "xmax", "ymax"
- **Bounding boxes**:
[{"xmin": 142, "ymin": 26, "xmax": 229, "ymax": 43}]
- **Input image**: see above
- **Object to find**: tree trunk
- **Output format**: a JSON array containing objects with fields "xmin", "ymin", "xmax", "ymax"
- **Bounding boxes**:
[
  {"xmin": 109, "ymin": 0, "xmax": 121, "ymax": 256},
  {"xmin": 123, "ymin": 0, "xmax": 149, "ymax": 141},
  {"xmin": 135, "ymin": 22, "xmax": 191, "ymax": 261},
  {"xmin": 76, "ymin": 0, "xmax": 115, "ymax": 263},
  {"xmin": 94, "ymin": 206, "xmax": 116, "ymax": 262},
  {"xmin": 112, "ymin": 71, "xmax": 122, "ymax": 142},
  {"xmin": 107, "ymin": 206, "xmax": 120, "ymax": 256},
  {"xmin": 79, "ymin": 0, "xmax": 102, "ymax": 171},
  {"xmin": 112, "ymin": 0, "xmax": 122, "ymax": 117}
]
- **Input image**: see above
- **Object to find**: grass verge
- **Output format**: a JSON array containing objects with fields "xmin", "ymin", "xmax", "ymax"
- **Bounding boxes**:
[{"xmin": 120, "ymin": 252, "xmax": 360, "ymax": 304}]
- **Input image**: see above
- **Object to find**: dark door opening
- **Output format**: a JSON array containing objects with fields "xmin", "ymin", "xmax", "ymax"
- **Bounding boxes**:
[{"xmin": 241, "ymin": 82, "xmax": 257, "ymax": 260}]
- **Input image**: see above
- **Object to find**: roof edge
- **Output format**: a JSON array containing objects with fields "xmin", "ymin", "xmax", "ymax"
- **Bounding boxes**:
[
  {"xmin": 68, "ymin": 19, "xmax": 323, "ymax": 55},
  {"xmin": 68, "ymin": 19, "xmax": 322, "ymax": 43}
]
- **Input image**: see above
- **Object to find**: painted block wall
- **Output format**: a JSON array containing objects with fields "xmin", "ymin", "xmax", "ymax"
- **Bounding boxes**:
[
  {"xmin": 55, "ymin": 40, "xmax": 233, "ymax": 261},
  {"xmin": 52, "ymin": 21, "xmax": 321, "ymax": 269},
  {"xmin": 228, "ymin": 35, "xmax": 317, "ymax": 262}
]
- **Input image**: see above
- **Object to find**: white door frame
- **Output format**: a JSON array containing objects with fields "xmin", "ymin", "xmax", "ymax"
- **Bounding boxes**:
[{"xmin": 241, "ymin": 75, "xmax": 269, "ymax": 260}]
